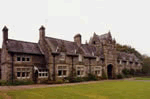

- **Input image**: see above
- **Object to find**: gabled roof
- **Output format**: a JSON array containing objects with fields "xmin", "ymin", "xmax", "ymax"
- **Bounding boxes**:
[
  {"xmin": 45, "ymin": 37, "xmax": 80, "ymax": 54},
  {"xmin": 7, "ymin": 39, "xmax": 43, "ymax": 55},
  {"xmin": 80, "ymin": 44, "xmax": 104, "ymax": 58},
  {"xmin": 45, "ymin": 36, "xmax": 104, "ymax": 57}
]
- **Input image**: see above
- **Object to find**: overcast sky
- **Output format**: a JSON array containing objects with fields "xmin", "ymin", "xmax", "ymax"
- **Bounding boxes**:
[{"xmin": 0, "ymin": 0, "xmax": 149, "ymax": 55}]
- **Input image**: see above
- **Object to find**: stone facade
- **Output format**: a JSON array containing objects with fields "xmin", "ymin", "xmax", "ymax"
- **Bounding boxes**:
[{"xmin": 0, "ymin": 26, "xmax": 142, "ymax": 83}]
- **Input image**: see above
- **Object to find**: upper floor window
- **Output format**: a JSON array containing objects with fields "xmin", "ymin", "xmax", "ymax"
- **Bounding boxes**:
[
  {"xmin": 16, "ymin": 56, "xmax": 31, "ymax": 62},
  {"xmin": 60, "ymin": 53, "xmax": 65, "ymax": 61},
  {"xmin": 17, "ymin": 57, "xmax": 21, "ymax": 61},
  {"xmin": 129, "ymin": 61, "xmax": 133, "ymax": 65},
  {"xmin": 22, "ymin": 57, "xmax": 25, "ymax": 61},
  {"xmin": 26, "ymin": 57, "xmax": 30, "ymax": 61},
  {"xmin": 93, "ymin": 41, "xmax": 96, "ymax": 44},
  {"xmin": 135, "ymin": 62, "xmax": 138, "ymax": 66}
]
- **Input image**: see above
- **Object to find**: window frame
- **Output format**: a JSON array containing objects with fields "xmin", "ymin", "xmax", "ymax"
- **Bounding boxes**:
[
  {"xmin": 76, "ymin": 65, "xmax": 85, "ymax": 77},
  {"xmin": 16, "ymin": 67, "xmax": 31, "ymax": 79},
  {"xmin": 38, "ymin": 69, "xmax": 48, "ymax": 78},
  {"xmin": 94, "ymin": 66, "xmax": 102, "ymax": 76},
  {"xmin": 57, "ymin": 65, "xmax": 68, "ymax": 77}
]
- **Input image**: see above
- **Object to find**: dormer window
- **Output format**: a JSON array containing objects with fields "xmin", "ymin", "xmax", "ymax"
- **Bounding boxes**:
[{"xmin": 60, "ymin": 52, "xmax": 65, "ymax": 61}]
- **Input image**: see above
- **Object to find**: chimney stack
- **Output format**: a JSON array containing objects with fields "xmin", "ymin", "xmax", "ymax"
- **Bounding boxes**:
[
  {"xmin": 39, "ymin": 25, "xmax": 45, "ymax": 41},
  {"xmin": 2, "ymin": 26, "xmax": 8, "ymax": 44},
  {"xmin": 74, "ymin": 34, "xmax": 82, "ymax": 46}
]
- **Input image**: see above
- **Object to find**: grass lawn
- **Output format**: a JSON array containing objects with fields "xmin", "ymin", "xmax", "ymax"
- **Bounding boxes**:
[
  {"xmin": 2, "ymin": 80, "xmax": 150, "ymax": 99},
  {"xmin": 135, "ymin": 77, "xmax": 150, "ymax": 80}
]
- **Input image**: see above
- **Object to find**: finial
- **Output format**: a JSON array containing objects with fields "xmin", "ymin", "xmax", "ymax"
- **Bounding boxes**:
[
  {"xmin": 39, "ymin": 25, "xmax": 45, "ymax": 30},
  {"xmin": 2, "ymin": 26, "xmax": 8, "ymax": 32}
]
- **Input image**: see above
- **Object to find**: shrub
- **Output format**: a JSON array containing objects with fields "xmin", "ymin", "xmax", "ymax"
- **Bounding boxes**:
[
  {"xmin": 0, "ymin": 80, "xmax": 7, "ymax": 86},
  {"xmin": 12, "ymin": 80, "xmax": 34, "ymax": 85},
  {"xmin": 122, "ymin": 68, "xmax": 130, "ymax": 75},
  {"xmin": 101, "ymin": 69, "xmax": 108, "ymax": 79},
  {"xmin": 0, "ymin": 80, "xmax": 34, "ymax": 86},
  {"xmin": 87, "ymin": 73, "xmax": 98, "ymax": 81},
  {"xmin": 116, "ymin": 74, "xmax": 125, "ymax": 79},
  {"xmin": 130, "ymin": 69, "xmax": 135, "ymax": 75},
  {"xmin": 55, "ymin": 80, "xmax": 64, "ymax": 84}
]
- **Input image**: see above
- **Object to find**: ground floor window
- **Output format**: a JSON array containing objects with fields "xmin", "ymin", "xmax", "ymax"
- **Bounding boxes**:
[
  {"xmin": 38, "ymin": 69, "xmax": 48, "ymax": 78},
  {"xmin": 57, "ymin": 66, "xmax": 68, "ymax": 77},
  {"xmin": 16, "ymin": 67, "xmax": 31, "ymax": 79},
  {"xmin": 94, "ymin": 66, "xmax": 101, "ymax": 76},
  {"xmin": 76, "ymin": 66, "xmax": 84, "ymax": 77}
]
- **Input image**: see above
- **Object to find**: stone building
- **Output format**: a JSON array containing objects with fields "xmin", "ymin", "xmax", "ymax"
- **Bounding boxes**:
[{"xmin": 0, "ymin": 26, "xmax": 142, "ymax": 83}]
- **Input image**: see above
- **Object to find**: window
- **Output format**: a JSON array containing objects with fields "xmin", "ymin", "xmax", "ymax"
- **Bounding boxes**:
[
  {"xmin": 76, "ymin": 66, "xmax": 84, "ymax": 77},
  {"xmin": 60, "ymin": 53, "xmax": 65, "ymax": 61},
  {"xmin": 16, "ymin": 68, "xmax": 31, "ymax": 79},
  {"xmin": 38, "ymin": 69, "xmax": 48, "ymax": 78},
  {"xmin": 101, "ymin": 58, "xmax": 104, "ymax": 64},
  {"xmin": 117, "ymin": 60, "xmax": 120, "ymax": 64},
  {"xmin": 26, "ymin": 58, "xmax": 30, "ymax": 61},
  {"xmin": 58, "ymin": 66, "xmax": 68, "ymax": 77},
  {"xmin": 16, "ymin": 56, "xmax": 31, "ymax": 62},
  {"xmin": 94, "ymin": 66, "xmax": 101, "ymax": 76},
  {"xmin": 135, "ymin": 62, "xmax": 138, "ymax": 66},
  {"xmin": 17, "ymin": 57, "xmax": 21, "ymax": 61},
  {"xmin": 122, "ymin": 61, "xmax": 126, "ymax": 65},
  {"xmin": 22, "ymin": 57, "xmax": 25, "ymax": 61},
  {"xmin": 93, "ymin": 41, "xmax": 96, "ymax": 44},
  {"xmin": 130, "ymin": 61, "xmax": 133, "ymax": 65}
]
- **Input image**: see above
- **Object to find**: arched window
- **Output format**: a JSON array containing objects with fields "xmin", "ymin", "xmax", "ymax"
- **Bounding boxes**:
[{"xmin": 93, "ymin": 41, "xmax": 96, "ymax": 44}]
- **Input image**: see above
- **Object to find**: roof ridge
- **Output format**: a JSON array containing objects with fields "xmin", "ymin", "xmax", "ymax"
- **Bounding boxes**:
[
  {"xmin": 8, "ymin": 39, "xmax": 38, "ymax": 44},
  {"xmin": 45, "ymin": 36, "xmax": 74, "ymax": 43}
]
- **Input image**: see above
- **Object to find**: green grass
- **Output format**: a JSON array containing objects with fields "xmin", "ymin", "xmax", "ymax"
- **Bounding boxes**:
[
  {"xmin": 135, "ymin": 77, "xmax": 150, "ymax": 80},
  {"xmin": 3, "ymin": 80, "xmax": 150, "ymax": 99}
]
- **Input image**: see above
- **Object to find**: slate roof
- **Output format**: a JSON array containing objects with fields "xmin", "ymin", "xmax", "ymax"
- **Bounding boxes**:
[
  {"xmin": 117, "ymin": 52, "xmax": 140, "ymax": 62},
  {"xmin": 7, "ymin": 39, "xmax": 43, "ymax": 55},
  {"xmin": 99, "ymin": 32, "xmax": 112, "ymax": 41},
  {"xmin": 81, "ymin": 44, "xmax": 104, "ymax": 58},
  {"xmin": 45, "ymin": 37, "xmax": 79, "ymax": 54},
  {"xmin": 45, "ymin": 37, "xmax": 104, "ymax": 57}
]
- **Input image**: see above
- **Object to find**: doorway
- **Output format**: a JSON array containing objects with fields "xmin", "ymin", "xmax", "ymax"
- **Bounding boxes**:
[{"xmin": 107, "ymin": 64, "xmax": 113, "ymax": 79}]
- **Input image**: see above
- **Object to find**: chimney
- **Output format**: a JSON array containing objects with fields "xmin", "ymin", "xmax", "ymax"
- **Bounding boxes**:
[
  {"xmin": 39, "ymin": 25, "xmax": 45, "ymax": 41},
  {"xmin": 2, "ymin": 26, "xmax": 8, "ymax": 44},
  {"xmin": 74, "ymin": 34, "xmax": 81, "ymax": 46}
]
